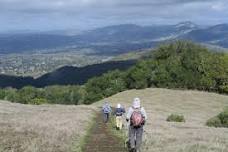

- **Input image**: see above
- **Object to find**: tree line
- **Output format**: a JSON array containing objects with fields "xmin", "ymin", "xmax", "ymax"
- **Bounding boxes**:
[{"xmin": 0, "ymin": 41, "xmax": 227, "ymax": 105}]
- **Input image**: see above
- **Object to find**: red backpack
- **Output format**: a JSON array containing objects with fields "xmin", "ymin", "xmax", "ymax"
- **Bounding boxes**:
[{"xmin": 130, "ymin": 108, "xmax": 144, "ymax": 127}]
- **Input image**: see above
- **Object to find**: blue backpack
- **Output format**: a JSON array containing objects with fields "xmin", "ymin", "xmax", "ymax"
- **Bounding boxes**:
[{"xmin": 103, "ymin": 105, "xmax": 111, "ymax": 113}]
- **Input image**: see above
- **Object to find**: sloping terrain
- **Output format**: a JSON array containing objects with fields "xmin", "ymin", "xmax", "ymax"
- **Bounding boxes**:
[
  {"xmin": 0, "ymin": 101, "xmax": 95, "ymax": 152},
  {"xmin": 0, "ymin": 60, "xmax": 136, "ymax": 88},
  {"xmin": 0, "ymin": 88, "xmax": 228, "ymax": 152},
  {"xmin": 95, "ymin": 88, "xmax": 228, "ymax": 152},
  {"xmin": 1, "ymin": 22, "xmax": 228, "ymax": 55},
  {"xmin": 83, "ymin": 112, "xmax": 127, "ymax": 152},
  {"xmin": 181, "ymin": 24, "xmax": 228, "ymax": 48},
  {"xmin": 0, "ymin": 100, "xmax": 127, "ymax": 152},
  {"xmin": 36, "ymin": 60, "xmax": 135, "ymax": 87},
  {"xmin": 0, "ymin": 22, "xmax": 196, "ymax": 54}
]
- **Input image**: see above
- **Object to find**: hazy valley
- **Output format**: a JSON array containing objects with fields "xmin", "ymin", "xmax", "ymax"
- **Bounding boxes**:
[{"xmin": 1, "ymin": 21, "xmax": 228, "ymax": 77}]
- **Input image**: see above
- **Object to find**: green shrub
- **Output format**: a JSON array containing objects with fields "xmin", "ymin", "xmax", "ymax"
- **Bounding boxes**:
[
  {"xmin": 0, "ymin": 89, "xmax": 6, "ymax": 99},
  {"xmin": 1, "ymin": 85, "xmax": 83, "ymax": 105},
  {"xmin": 17, "ymin": 86, "xmax": 41, "ymax": 104},
  {"xmin": 4, "ymin": 88, "xmax": 19, "ymax": 102},
  {"xmin": 84, "ymin": 70, "xmax": 127, "ymax": 104},
  {"xmin": 29, "ymin": 98, "xmax": 48, "ymax": 105},
  {"xmin": 218, "ymin": 109, "xmax": 228, "ymax": 127},
  {"xmin": 124, "ymin": 41, "xmax": 228, "ymax": 93},
  {"xmin": 167, "ymin": 114, "xmax": 185, "ymax": 122},
  {"xmin": 206, "ymin": 117, "xmax": 222, "ymax": 127},
  {"xmin": 126, "ymin": 61, "xmax": 153, "ymax": 89},
  {"xmin": 206, "ymin": 108, "xmax": 228, "ymax": 128},
  {"xmin": 44, "ymin": 85, "xmax": 82, "ymax": 105}
]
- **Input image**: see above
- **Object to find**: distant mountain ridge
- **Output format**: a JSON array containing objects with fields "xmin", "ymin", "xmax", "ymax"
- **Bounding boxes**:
[
  {"xmin": 0, "ymin": 21, "xmax": 228, "ymax": 54},
  {"xmin": 181, "ymin": 24, "xmax": 228, "ymax": 48}
]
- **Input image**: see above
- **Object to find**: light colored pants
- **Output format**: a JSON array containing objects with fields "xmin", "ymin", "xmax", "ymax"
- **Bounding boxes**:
[
  {"xmin": 129, "ymin": 125, "xmax": 143, "ymax": 151},
  {"xmin": 116, "ymin": 116, "xmax": 123, "ymax": 129}
]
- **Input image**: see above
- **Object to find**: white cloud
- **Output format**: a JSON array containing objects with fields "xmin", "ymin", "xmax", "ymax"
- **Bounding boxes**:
[
  {"xmin": 211, "ymin": 2, "xmax": 226, "ymax": 11},
  {"xmin": 0, "ymin": 0, "xmax": 227, "ymax": 31}
]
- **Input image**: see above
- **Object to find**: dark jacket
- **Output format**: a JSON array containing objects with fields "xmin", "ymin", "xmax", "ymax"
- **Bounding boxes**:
[{"xmin": 114, "ymin": 108, "xmax": 125, "ymax": 116}]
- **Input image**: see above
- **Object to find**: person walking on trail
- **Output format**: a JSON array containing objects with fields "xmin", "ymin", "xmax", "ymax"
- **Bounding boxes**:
[
  {"xmin": 114, "ymin": 103, "xmax": 125, "ymax": 130},
  {"xmin": 102, "ymin": 101, "xmax": 112, "ymax": 123},
  {"xmin": 126, "ymin": 97, "xmax": 147, "ymax": 152}
]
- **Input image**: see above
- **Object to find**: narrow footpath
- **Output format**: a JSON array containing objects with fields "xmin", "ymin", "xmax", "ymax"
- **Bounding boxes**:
[{"xmin": 84, "ymin": 112, "xmax": 127, "ymax": 152}]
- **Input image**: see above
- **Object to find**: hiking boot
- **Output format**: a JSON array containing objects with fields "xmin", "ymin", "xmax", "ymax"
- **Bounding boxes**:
[
  {"xmin": 126, "ymin": 140, "xmax": 131, "ymax": 149},
  {"xmin": 136, "ymin": 149, "xmax": 140, "ymax": 152}
]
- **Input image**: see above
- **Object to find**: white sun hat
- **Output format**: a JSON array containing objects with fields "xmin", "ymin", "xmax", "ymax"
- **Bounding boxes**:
[
  {"xmin": 133, "ymin": 97, "xmax": 141, "ymax": 108},
  {"xmin": 117, "ymin": 103, "xmax": 121, "ymax": 108}
]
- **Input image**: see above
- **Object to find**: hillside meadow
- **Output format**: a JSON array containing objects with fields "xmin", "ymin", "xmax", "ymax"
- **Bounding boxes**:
[
  {"xmin": 0, "ymin": 101, "xmax": 96, "ymax": 152},
  {"xmin": 0, "ymin": 88, "xmax": 228, "ymax": 152},
  {"xmin": 0, "ymin": 41, "xmax": 227, "ymax": 152},
  {"xmin": 95, "ymin": 88, "xmax": 228, "ymax": 152}
]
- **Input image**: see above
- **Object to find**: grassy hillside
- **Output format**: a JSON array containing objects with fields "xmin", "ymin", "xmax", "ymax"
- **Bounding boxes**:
[
  {"xmin": 0, "ymin": 101, "xmax": 95, "ymax": 152},
  {"xmin": 1, "ymin": 41, "xmax": 227, "ymax": 106},
  {"xmin": 95, "ymin": 88, "xmax": 228, "ymax": 152},
  {"xmin": 0, "ymin": 89, "xmax": 227, "ymax": 152}
]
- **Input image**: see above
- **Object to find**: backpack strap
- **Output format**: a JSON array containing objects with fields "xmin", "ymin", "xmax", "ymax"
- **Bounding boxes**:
[{"xmin": 132, "ymin": 106, "xmax": 141, "ymax": 112}]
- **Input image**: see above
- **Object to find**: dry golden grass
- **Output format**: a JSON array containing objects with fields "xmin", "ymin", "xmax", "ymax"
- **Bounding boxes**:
[
  {"xmin": 1, "ymin": 88, "xmax": 228, "ymax": 152},
  {"xmin": 96, "ymin": 88, "xmax": 228, "ymax": 152},
  {"xmin": 0, "ymin": 101, "xmax": 95, "ymax": 152}
]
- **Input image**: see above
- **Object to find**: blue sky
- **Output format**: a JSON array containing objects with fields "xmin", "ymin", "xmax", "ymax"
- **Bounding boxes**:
[{"xmin": 0, "ymin": 0, "xmax": 227, "ymax": 32}]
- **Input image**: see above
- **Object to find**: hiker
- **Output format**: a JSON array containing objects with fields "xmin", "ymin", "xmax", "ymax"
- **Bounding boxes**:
[
  {"xmin": 114, "ymin": 103, "xmax": 125, "ymax": 130},
  {"xmin": 102, "ymin": 101, "xmax": 112, "ymax": 123},
  {"xmin": 126, "ymin": 97, "xmax": 147, "ymax": 152}
]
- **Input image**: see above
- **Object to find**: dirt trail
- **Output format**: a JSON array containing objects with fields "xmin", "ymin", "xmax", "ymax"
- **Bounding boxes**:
[{"xmin": 84, "ymin": 112, "xmax": 127, "ymax": 152}]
